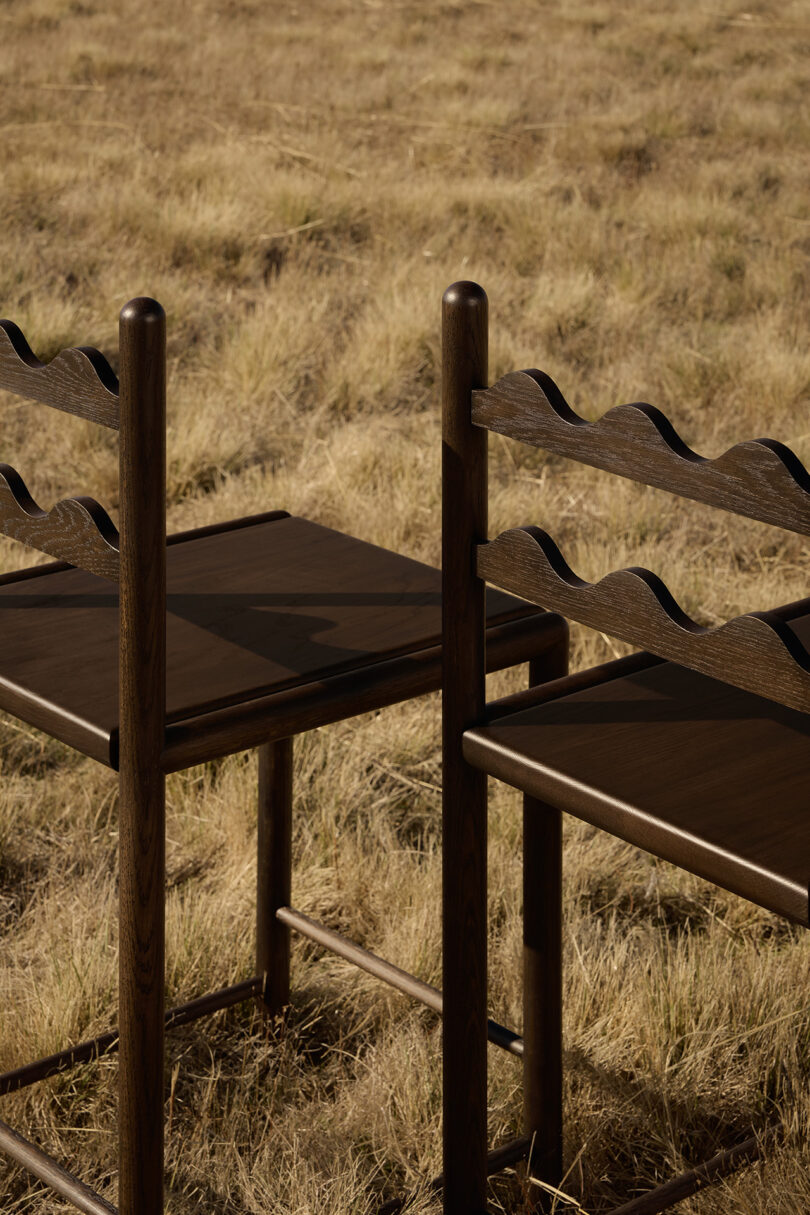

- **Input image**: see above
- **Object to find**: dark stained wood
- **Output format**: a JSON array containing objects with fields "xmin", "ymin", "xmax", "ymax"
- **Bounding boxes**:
[
  {"xmin": 604, "ymin": 1134, "xmax": 760, "ymax": 1215},
  {"xmin": 441, "ymin": 280, "xmax": 489, "ymax": 1215},
  {"xmin": 278, "ymin": 906, "xmax": 523, "ymax": 1055},
  {"xmin": 164, "ymin": 975, "xmax": 262, "ymax": 1027},
  {"xmin": 0, "ymin": 1118, "xmax": 118, "ymax": 1215},
  {"xmin": 484, "ymin": 595, "xmax": 810, "ymax": 725},
  {"xmin": 0, "ymin": 463, "xmax": 119, "ymax": 579},
  {"xmin": 117, "ymin": 297, "xmax": 166, "ymax": 1215},
  {"xmin": 0, "ymin": 290, "xmax": 571, "ymax": 1212},
  {"xmin": 0, "ymin": 1030, "xmax": 123, "ymax": 1097},
  {"xmin": 0, "ymin": 556, "xmax": 74, "ymax": 584},
  {"xmin": 473, "ymin": 370, "xmax": 810, "ymax": 535},
  {"xmin": 485, "ymin": 649, "xmax": 661, "ymax": 722},
  {"xmin": 0, "ymin": 319, "xmax": 119, "ymax": 429},
  {"xmin": 280, "ymin": 903, "xmax": 445, "ymax": 1014},
  {"xmin": 162, "ymin": 609, "xmax": 564, "ymax": 772},
  {"xmin": 478, "ymin": 526, "xmax": 810, "ymax": 713},
  {"xmin": 464, "ymin": 642, "xmax": 810, "ymax": 924},
  {"xmin": 523, "ymin": 652, "xmax": 567, "ymax": 1192},
  {"xmin": 446, "ymin": 281, "xmax": 810, "ymax": 1212},
  {"xmin": 257, "ymin": 739, "xmax": 293, "ymax": 1015},
  {"xmin": 165, "ymin": 507, "xmax": 289, "ymax": 546},
  {"xmin": 0, "ymin": 513, "xmax": 564, "ymax": 767}
]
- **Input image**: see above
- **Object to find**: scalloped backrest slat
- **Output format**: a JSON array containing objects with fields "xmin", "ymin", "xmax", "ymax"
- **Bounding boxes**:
[
  {"xmin": 0, "ymin": 306, "xmax": 152, "ymax": 579},
  {"xmin": 477, "ymin": 526, "xmax": 810, "ymax": 714},
  {"xmin": 0, "ymin": 463, "xmax": 119, "ymax": 581},
  {"xmin": 472, "ymin": 369, "xmax": 810, "ymax": 536},
  {"xmin": 0, "ymin": 320, "xmax": 119, "ymax": 429},
  {"xmin": 443, "ymin": 280, "xmax": 810, "ymax": 715}
]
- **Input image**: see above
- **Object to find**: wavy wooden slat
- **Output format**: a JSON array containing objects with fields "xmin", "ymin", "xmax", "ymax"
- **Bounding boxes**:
[
  {"xmin": 472, "ymin": 370, "xmax": 810, "ymax": 535},
  {"xmin": 477, "ymin": 526, "xmax": 810, "ymax": 713},
  {"xmin": 0, "ymin": 464, "xmax": 119, "ymax": 581},
  {"xmin": 0, "ymin": 320, "xmax": 119, "ymax": 429}
]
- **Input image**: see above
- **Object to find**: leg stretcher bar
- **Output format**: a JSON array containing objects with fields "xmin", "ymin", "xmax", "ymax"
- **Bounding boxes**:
[{"xmin": 0, "ymin": 905, "xmax": 761, "ymax": 1212}]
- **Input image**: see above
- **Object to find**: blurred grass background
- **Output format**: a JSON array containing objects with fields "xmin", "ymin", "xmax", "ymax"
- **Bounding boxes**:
[{"xmin": 1, "ymin": 0, "xmax": 810, "ymax": 1210}]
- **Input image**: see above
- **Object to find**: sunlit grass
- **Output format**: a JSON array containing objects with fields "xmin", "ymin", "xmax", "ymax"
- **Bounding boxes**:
[{"xmin": 1, "ymin": 0, "xmax": 810, "ymax": 1209}]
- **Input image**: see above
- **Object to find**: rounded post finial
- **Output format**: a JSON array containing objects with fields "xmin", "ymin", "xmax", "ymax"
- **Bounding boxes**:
[
  {"xmin": 119, "ymin": 297, "xmax": 165, "ymax": 330},
  {"xmin": 442, "ymin": 280, "xmax": 488, "ymax": 314},
  {"xmin": 442, "ymin": 281, "xmax": 488, "ymax": 402}
]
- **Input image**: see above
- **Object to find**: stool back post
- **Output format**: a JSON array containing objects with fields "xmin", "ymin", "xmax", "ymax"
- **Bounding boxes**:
[
  {"xmin": 441, "ymin": 281, "xmax": 489, "ymax": 1214},
  {"xmin": 117, "ymin": 298, "xmax": 167, "ymax": 1215}
]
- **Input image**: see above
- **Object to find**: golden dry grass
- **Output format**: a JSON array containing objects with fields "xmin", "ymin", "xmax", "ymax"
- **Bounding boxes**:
[{"xmin": 1, "ymin": 0, "xmax": 810, "ymax": 1210}]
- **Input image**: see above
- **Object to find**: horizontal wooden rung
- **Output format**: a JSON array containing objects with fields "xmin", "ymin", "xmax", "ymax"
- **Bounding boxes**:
[
  {"xmin": 603, "ymin": 1133, "xmax": 761, "ymax": 1215},
  {"xmin": 0, "ymin": 1116, "xmax": 117, "ymax": 1215},
  {"xmin": 278, "ymin": 905, "xmax": 523, "ymax": 1055},
  {"xmin": 484, "ymin": 650, "xmax": 665, "ymax": 722},
  {"xmin": 164, "ymin": 975, "xmax": 262, "ymax": 1030},
  {"xmin": 0, "ymin": 976, "xmax": 262, "ymax": 1095}
]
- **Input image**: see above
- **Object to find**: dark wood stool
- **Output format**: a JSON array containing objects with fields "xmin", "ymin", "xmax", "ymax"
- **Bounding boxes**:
[
  {"xmin": 441, "ymin": 280, "xmax": 810, "ymax": 1214},
  {"xmin": 0, "ymin": 300, "xmax": 568, "ymax": 1213}
]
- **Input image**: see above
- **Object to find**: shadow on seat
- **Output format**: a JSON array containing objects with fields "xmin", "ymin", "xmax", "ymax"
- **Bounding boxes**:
[
  {"xmin": 0, "ymin": 298, "xmax": 568, "ymax": 1213},
  {"xmin": 440, "ymin": 280, "xmax": 810, "ymax": 1214}
]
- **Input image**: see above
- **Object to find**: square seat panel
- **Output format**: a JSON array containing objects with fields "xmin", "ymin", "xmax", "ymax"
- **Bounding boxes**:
[
  {"xmin": 0, "ymin": 512, "xmax": 555, "ymax": 769},
  {"xmin": 464, "ymin": 612, "xmax": 810, "ymax": 926}
]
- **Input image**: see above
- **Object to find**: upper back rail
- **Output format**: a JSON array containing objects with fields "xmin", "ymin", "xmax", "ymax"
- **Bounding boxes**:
[
  {"xmin": 0, "ymin": 316, "xmax": 122, "ymax": 579},
  {"xmin": 0, "ymin": 320, "xmax": 119, "ymax": 430},
  {"xmin": 442, "ymin": 280, "xmax": 810, "ymax": 716},
  {"xmin": 473, "ymin": 369, "xmax": 810, "ymax": 535}
]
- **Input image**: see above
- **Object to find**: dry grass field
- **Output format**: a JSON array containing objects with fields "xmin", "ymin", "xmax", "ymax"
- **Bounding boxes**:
[{"xmin": 2, "ymin": 0, "xmax": 810, "ymax": 1210}]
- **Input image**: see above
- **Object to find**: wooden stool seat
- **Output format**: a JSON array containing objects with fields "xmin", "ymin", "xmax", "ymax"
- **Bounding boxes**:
[
  {"xmin": 0, "ymin": 511, "xmax": 546, "ymax": 770},
  {"xmin": 465, "ymin": 619, "xmax": 810, "ymax": 926}
]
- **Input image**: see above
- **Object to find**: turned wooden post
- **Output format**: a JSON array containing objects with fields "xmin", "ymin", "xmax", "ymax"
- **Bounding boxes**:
[
  {"xmin": 118, "ymin": 297, "xmax": 167, "ymax": 1215},
  {"xmin": 441, "ymin": 281, "xmax": 489, "ymax": 1215},
  {"xmin": 256, "ymin": 738, "xmax": 294, "ymax": 1014},
  {"xmin": 524, "ymin": 647, "xmax": 568, "ymax": 1202}
]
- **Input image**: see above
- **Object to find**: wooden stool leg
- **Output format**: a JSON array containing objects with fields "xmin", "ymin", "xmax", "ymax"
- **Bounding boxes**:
[
  {"xmin": 523, "ymin": 803, "xmax": 562, "ymax": 1193},
  {"xmin": 442, "ymin": 280, "xmax": 489, "ymax": 1215},
  {"xmin": 256, "ymin": 738, "xmax": 293, "ymax": 1015},
  {"xmin": 443, "ymin": 760, "xmax": 488, "ymax": 1215},
  {"xmin": 118, "ymin": 296, "xmax": 166, "ymax": 1215},
  {"xmin": 118, "ymin": 768, "xmax": 166, "ymax": 1215},
  {"xmin": 523, "ymin": 650, "xmax": 567, "ymax": 1199}
]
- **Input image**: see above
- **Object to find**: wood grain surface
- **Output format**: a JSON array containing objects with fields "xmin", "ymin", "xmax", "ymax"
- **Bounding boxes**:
[
  {"xmin": 473, "ymin": 369, "xmax": 810, "ymax": 534},
  {"xmin": 161, "ymin": 609, "xmax": 564, "ymax": 773},
  {"xmin": 441, "ymin": 279, "xmax": 490, "ymax": 1215},
  {"xmin": 0, "ymin": 513, "xmax": 557, "ymax": 766},
  {"xmin": 0, "ymin": 1118, "xmax": 117, "ymax": 1215},
  {"xmin": 117, "ymin": 296, "xmax": 166, "ymax": 1215},
  {"xmin": 0, "ymin": 463, "xmax": 119, "ymax": 579},
  {"xmin": 0, "ymin": 319, "xmax": 119, "ymax": 428},
  {"xmin": 478, "ymin": 525, "xmax": 810, "ymax": 713},
  {"xmin": 451, "ymin": 282, "xmax": 810, "ymax": 1213},
  {"xmin": 464, "ymin": 636, "xmax": 810, "ymax": 923}
]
